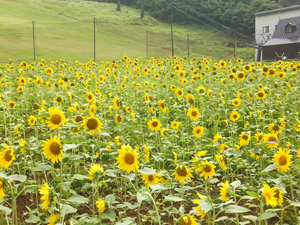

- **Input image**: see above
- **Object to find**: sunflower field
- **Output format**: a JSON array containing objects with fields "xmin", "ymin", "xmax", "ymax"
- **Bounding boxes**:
[{"xmin": 0, "ymin": 56, "xmax": 300, "ymax": 225}]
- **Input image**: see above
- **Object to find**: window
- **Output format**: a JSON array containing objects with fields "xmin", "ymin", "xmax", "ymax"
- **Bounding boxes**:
[
  {"xmin": 263, "ymin": 26, "xmax": 269, "ymax": 33},
  {"xmin": 285, "ymin": 23, "xmax": 296, "ymax": 33}
]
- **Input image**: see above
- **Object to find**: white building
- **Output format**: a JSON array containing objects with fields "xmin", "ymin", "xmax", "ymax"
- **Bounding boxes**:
[
  {"xmin": 255, "ymin": 5, "xmax": 300, "ymax": 45},
  {"xmin": 255, "ymin": 5, "xmax": 300, "ymax": 61}
]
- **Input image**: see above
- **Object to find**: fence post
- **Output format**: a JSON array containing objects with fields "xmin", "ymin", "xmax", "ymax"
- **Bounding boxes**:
[
  {"xmin": 146, "ymin": 30, "xmax": 148, "ymax": 58},
  {"xmin": 171, "ymin": 10, "xmax": 174, "ymax": 57},
  {"xmin": 32, "ymin": 21, "xmax": 36, "ymax": 61},
  {"xmin": 94, "ymin": 18, "xmax": 96, "ymax": 62},
  {"xmin": 187, "ymin": 33, "xmax": 189, "ymax": 59}
]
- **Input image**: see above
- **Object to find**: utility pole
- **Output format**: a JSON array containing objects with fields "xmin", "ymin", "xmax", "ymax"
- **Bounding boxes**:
[
  {"xmin": 32, "ymin": 21, "xmax": 36, "ymax": 61},
  {"xmin": 171, "ymin": 10, "xmax": 174, "ymax": 57},
  {"xmin": 233, "ymin": 30, "xmax": 236, "ymax": 59}
]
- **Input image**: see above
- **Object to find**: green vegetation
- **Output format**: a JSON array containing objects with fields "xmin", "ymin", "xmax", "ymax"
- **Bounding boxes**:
[{"xmin": 0, "ymin": 0, "xmax": 254, "ymax": 62}]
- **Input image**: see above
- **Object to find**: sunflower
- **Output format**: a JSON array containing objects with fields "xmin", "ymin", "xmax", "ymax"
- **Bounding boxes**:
[
  {"xmin": 256, "ymin": 91, "xmax": 267, "ymax": 100},
  {"xmin": 274, "ymin": 188, "xmax": 283, "ymax": 207},
  {"xmin": 268, "ymin": 123, "xmax": 282, "ymax": 135},
  {"xmin": 17, "ymin": 86, "xmax": 23, "ymax": 92},
  {"xmin": 187, "ymin": 107, "xmax": 200, "ymax": 121},
  {"xmin": 232, "ymin": 98, "xmax": 242, "ymax": 107},
  {"xmin": 263, "ymin": 134, "xmax": 279, "ymax": 149},
  {"xmin": 26, "ymin": 115, "xmax": 36, "ymax": 127},
  {"xmin": 117, "ymin": 145, "xmax": 139, "ymax": 173},
  {"xmin": 263, "ymin": 184, "xmax": 277, "ymax": 208},
  {"xmin": 158, "ymin": 100, "xmax": 167, "ymax": 113},
  {"xmin": 213, "ymin": 133, "xmax": 222, "ymax": 143},
  {"xmin": 45, "ymin": 67, "xmax": 53, "ymax": 75},
  {"xmin": 47, "ymin": 106, "xmax": 66, "ymax": 130},
  {"xmin": 218, "ymin": 144, "xmax": 229, "ymax": 153},
  {"xmin": 42, "ymin": 136, "xmax": 65, "ymax": 164},
  {"xmin": 172, "ymin": 166, "xmax": 193, "ymax": 184},
  {"xmin": 48, "ymin": 213, "xmax": 59, "ymax": 225},
  {"xmin": 239, "ymin": 132, "xmax": 251, "ymax": 146},
  {"xmin": 215, "ymin": 155, "xmax": 226, "ymax": 171},
  {"xmin": 86, "ymin": 91, "xmax": 94, "ymax": 102},
  {"xmin": 73, "ymin": 115, "xmax": 84, "ymax": 124},
  {"xmin": 193, "ymin": 192, "xmax": 206, "ymax": 218},
  {"xmin": 87, "ymin": 164, "xmax": 104, "ymax": 181},
  {"xmin": 171, "ymin": 121, "xmax": 180, "ymax": 129},
  {"xmin": 236, "ymin": 72, "xmax": 246, "ymax": 81},
  {"xmin": 186, "ymin": 94, "xmax": 195, "ymax": 104},
  {"xmin": 255, "ymin": 132, "xmax": 264, "ymax": 142},
  {"xmin": 196, "ymin": 161, "xmax": 216, "ymax": 180},
  {"xmin": 0, "ymin": 177, "xmax": 5, "ymax": 199},
  {"xmin": 193, "ymin": 126, "xmax": 204, "ymax": 137},
  {"xmin": 219, "ymin": 60, "xmax": 226, "ymax": 68},
  {"xmin": 113, "ymin": 96, "xmax": 121, "ymax": 110},
  {"xmin": 114, "ymin": 115, "xmax": 122, "ymax": 124},
  {"xmin": 39, "ymin": 182, "xmax": 50, "ymax": 211},
  {"xmin": 7, "ymin": 101, "xmax": 16, "ymax": 108},
  {"xmin": 178, "ymin": 215, "xmax": 197, "ymax": 225},
  {"xmin": 272, "ymin": 148, "xmax": 292, "ymax": 173},
  {"xmin": 0, "ymin": 144, "xmax": 15, "ymax": 170},
  {"xmin": 83, "ymin": 116, "xmax": 103, "ymax": 135},
  {"xmin": 220, "ymin": 181, "xmax": 229, "ymax": 202},
  {"xmin": 142, "ymin": 172, "xmax": 159, "ymax": 188},
  {"xmin": 230, "ymin": 111, "xmax": 240, "ymax": 122},
  {"xmin": 96, "ymin": 200, "xmax": 106, "ymax": 214},
  {"xmin": 148, "ymin": 118, "xmax": 162, "ymax": 132},
  {"xmin": 176, "ymin": 88, "xmax": 184, "ymax": 98}
]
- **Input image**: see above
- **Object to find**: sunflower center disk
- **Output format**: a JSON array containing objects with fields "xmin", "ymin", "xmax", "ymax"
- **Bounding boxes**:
[
  {"xmin": 124, "ymin": 153, "xmax": 134, "ymax": 165},
  {"xmin": 204, "ymin": 165, "xmax": 212, "ymax": 173},
  {"xmin": 87, "ymin": 118, "xmax": 98, "ymax": 129},
  {"xmin": 148, "ymin": 175, "xmax": 154, "ymax": 182},
  {"xmin": 278, "ymin": 155, "xmax": 287, "ymax": 166},
  {"xmin": 177, "ymin": 167, "xmax": 188, "ymax": 176},
  {"xmin": 4, "ymin": 150, "xmax": 12, "ymax": 162},
  {"xmin": 258, "ymin": 93, "xmax": 264, "ymax": 98},
  {"xmin": 75, "ymin": 116, "xmax": 83, "ymax": 122},
  {"xmin": 191, "ymin": 111, "xmax": 197, "ymax": 117},
  {"xmin": 272, "ymin": 125, "xmax": 279, "ymax": 131},
  {"xmin": 242, "ymin": 135, "xmax": 248, "ymax": 140},
  {"xmin": 50, "ymin": 142, "xmax": 61, "ymax": 155},
  {"xmin": 269, "ymin": 137, "xmax": 276, "ymax": 142},
  {"xmin": 152, "ymin": 121, "xmax": 158, "ymax": 127},
  {"xmin": 51, "ymin": 114, "xmax": 62, "ymax": 124}
]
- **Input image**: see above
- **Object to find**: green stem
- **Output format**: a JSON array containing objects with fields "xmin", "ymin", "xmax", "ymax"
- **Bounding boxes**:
[
  {"xmin": 288, "ymin": 172, "xmax": 299, "ymax": 224},
  {"xmin": 145, "ymin": 192, "xmax": 161, "ymax": 225}
]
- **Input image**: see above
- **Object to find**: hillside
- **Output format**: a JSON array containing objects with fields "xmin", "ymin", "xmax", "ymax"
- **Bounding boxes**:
[{"xmin": 0, "ymin": 0, "xmax": 254, "ymax": 62}]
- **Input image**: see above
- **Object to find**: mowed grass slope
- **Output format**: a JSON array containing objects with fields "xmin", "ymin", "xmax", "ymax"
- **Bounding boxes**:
[{"xmin": 0, "ymin": 0, "xmax": 254, "ymax": 62}]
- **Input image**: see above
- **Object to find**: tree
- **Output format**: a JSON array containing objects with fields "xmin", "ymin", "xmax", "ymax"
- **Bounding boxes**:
[
  {"xmin": 140, "ymin": 0, "xmax": 145, "ymax": 19},
  {"xmin": 116, "ymin": 0, "xmax": 121, "ymax": 12}
]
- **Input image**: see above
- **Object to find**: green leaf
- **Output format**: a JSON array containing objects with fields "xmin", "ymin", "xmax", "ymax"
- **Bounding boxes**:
[
  {"xmin": 199, "ymin": 200, "xmax": 212, "ymax": 213},
  {"xmin": 72, "ymin": 174, "xmax": 87, "ymax": 180},
  {"xmin": 8, "ymin": 174, "xmax": 27, "ymax": 182},
  {"xmin": 0, "ymin": 205, "xmax": 12, "ymax": 215},
  {"xmin": 137, "ymin": 192, "xmax": 149, "ymax": 203},
  {"xmin": 164, "ymin": 195, "xmax": 185, "ymax": 202},
  {"xmin": 246, "ymin": 191, "xmax": 259, "ymax": 198},
  {"xmin": 101, "ymin": 211, "xmax": 116, "ymax": 222},
  {"xmin": 25, "ymin": 215, "xmax": 40, "ymax": 223},
  {"xmin": 231, "ymin": 180, "xmax": 241, "ymax": 188},
  {"xmin": 260, "ymin": 212, "xmax": 276, "ymax": 220},
  {"xmin": 63, "ymin": 144, "xmax": 78, "ymax": 151},
  {"xmin": 215, "ymin": 216, "xmax": 229, "ymax": 222},
  {"xmin": 151, "ymin": 184, "xmax": 169, "ymax": 192},
  {"xmin": 138, "ymin": 167, "xmax": 156, "ymax": 175},
  {"xmin": 67, "ymin": 195, "xmax": 89, "ymax": 204},
  {"xmin": 225, "ymin": 205, "xmax": 250, "ymax": 213},
  {"xmin": 61, "ymin": 204, "xmax": 77, "ymax": 216},
  {"xmin": 290, "ymin": 201, "xmax": 300, "ymax": 207},
  {"xmin": 243, "ymin": 215, "xmax": 257, "ymax": 223},
  {"xmin": 262, "ymin": 164, "xmax": 278, "ymax": 173},
  {"xmin": 31, "ymin": 164, "xmax": 53, "ymax": 172}
]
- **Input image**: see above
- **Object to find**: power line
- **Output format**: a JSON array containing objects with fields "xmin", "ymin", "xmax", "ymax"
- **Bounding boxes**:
[{"xmin": 171, "ymin": 0, "xmax": 254, "ymax": 41}]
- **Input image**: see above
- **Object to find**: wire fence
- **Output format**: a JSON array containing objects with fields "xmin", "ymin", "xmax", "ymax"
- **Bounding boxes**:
[{"xmin": 0, "ymin": 19, "xmax": 254, "ymax": 63}]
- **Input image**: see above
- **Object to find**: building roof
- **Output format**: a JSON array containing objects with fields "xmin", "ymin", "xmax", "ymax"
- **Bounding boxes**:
[
  {"xmin": 255, "ymin": 5, "xmax": 300, "ymax": 17},
  {"xmin": 263, "ymin": 16, "xmax": 300, "ymax": 46}
]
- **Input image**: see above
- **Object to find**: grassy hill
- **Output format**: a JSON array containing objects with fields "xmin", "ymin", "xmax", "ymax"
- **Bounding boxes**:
[{"xmin": 0, "ymin": 0, "xmax": 254, "ymax": 62}]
